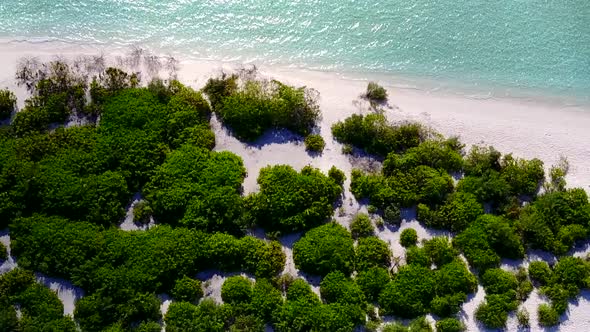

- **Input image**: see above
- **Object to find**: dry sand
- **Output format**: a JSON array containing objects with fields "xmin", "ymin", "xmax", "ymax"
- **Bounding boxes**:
[{"xmin": 1, "ymin": 41, "xmax": 590, "ymax": 331}]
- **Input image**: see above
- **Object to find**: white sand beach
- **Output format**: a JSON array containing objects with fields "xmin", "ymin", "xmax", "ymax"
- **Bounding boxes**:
[{"xmin": 1, "ymin": 41, "xmax": 590, "ymax": 331}]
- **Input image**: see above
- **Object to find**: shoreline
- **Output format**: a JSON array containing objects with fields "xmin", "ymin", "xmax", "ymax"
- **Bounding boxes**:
[
  {"xmin": 1, "ymin": 41, "xmax": 589, "ymax": 192},
  {"xmin": 1, "ymin": 38, "xmax": 589, "ymax": 108}
]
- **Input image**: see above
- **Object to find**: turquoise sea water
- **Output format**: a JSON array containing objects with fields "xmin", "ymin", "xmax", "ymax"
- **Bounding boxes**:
[{"xmin": 0, "ymin": 0, "xmax": 589, "ymax": 99}]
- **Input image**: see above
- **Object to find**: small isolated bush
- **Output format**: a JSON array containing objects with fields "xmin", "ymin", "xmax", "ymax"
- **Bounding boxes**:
[
  {"xmin": 436, "ymin": 318, "xmax": 465, "ymax": 332},
  {"xmin": 171, "ymin": 276, "xmax": 203, "ymax": 303},
  {"xmin": 221, "ymin": 276, "xmax": 253, "ymax": 305},
  {"xmin": 342, "ymin": 144, "xmax": 354, "ymax": 155},
  {"xmin": 368, "ymin": 205, "xmax": 378, "ymax": 214},
  {"xmin": 400, "ymin": 228, "xmax": 418, "ymax": 247},
  {"xmin": 328, "ymin": 166, "xmax": 346, "ymax": 186},
  {"xmin": 384, "ymin": 204, "xmax": 402, "ymax": 226},
  {"xmin": 0, "ymin": 89, "xmax": 17, "ymax": 120},
  {"xmin": 304, "ymin": 134, "xmax": 325, "ymax": 153},
  {"xmin": 133, "ymin": 200, "xmax": 153, "ymax": 224},
  {"xmin": 375, "ymin": 217, "xmax": 385, "ymax": 229},
  {"xmin": 350, "ymin": 213, "xmax": 374, "ymax": 238},
  {"xmin": 517, "ymin": 308, "xmax": 530, "ymax": 328},
  {"xmin": 365, "ymin": 82, "xmax": 388, "ymax": 103},
  {"xmin": 538, "ymin": 304, "xmax": 559, "ymax": 327}
]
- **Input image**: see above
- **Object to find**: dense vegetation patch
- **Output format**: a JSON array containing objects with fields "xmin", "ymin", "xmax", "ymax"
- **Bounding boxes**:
[
  {"xmin": 332, "ymin": 113, "xmax": 425, "ymax": 157},
  {"xmin": 381, "ymin": 237, "xmax": 476, "ymax": 318},
  {"xmin": 244, "ymin": 165, "xmax": 342, "ymax": 233},
  {"xmin": 293, "ymin": 222, "xmax": 355, "ymax": 276},
  {"xmin": 0, "ymin": 269, "xmax": 76, "ymax": 331},
  {"xmin": 453, "ymin": 214, "xmax": 524, "ymax": 271},
  {"xmin": 518, "ymin": 188, "xmax": 590, "ymax": 254},
  {"xmin": 0, "ymin": 89, "xmax": 17, "ymax": 121},
  {"xmin": 203, "ymin": 71, "xmax": 321, "ymax": 141},
  {"xmin": 144, "ymin": 144, "xmax": 246, "ymax": 232},
  {"xmin": 10, "ymin": 215, "xmax": 284, "ymax": 330}
]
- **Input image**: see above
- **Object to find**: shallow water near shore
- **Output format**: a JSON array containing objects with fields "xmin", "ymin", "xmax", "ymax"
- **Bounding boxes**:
[{"xmin": 0, "ymin": 0, "xmax": 589, "ymax": 103}]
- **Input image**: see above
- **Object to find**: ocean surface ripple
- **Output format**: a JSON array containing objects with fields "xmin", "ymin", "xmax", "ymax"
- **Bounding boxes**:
[{"xmin": 0, "ymin": 0, "xmax": 589, "ymax": 98}]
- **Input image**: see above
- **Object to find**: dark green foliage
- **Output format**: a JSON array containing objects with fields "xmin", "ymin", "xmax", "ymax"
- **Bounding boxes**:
[
  {"xmin": 75, "ymin": 290, "xmax": 161, "ymax": 332},
  {"xmin": 0, "ymin": 269, "xmax": 76, "ymax": 331},
  {"xmin": 379, "ymin": 265, "xmax": 435, "ymax": 317},
  {"xmin": 538, "ymin": 304, "xmax": 559, "ymax": 327},
  {"xmin": 286, "ymin": 279, "xmax": 320, "ymax": 304},
  {"xmin": 245, "ymin": 165, "xmax": 341, "ymax": 233},
  {"xmin": 405, "ymin": 245, "xmax": 430, "ymax": 267},
  {"xmin": 475, "ymin": 268, "xmax": 519, "ymax": 328},
  {"xmin": 390, "ymin": 240, "xmax": 475, "ymax": 319},
  {"xmin": 144, "ymin": 144, "xmax": 246, "ymax": 231},
  {"xmin": 320, "ymin": 271, "xmax": 365, "ymax": 306},
  {"xmin": 0, "ymin": 242, "xmax": 7, "ymax": 261},
  {"xmin": 454, "ymin": 214, "xmax": 524, "ymax": 271},
  {"xmin": 517, "ymin": 308, "xmax": 530, "ymax": 328},
  {"xmin": 518, "ymin": 188, "xmax": 590, "ymax": 254},
  {"xmin": 435, "ymin": 318, "xmax": 464, "ymax": 332},
  {"xmin": 365, "ymin": 82, "xmax": 388, "ymax": 103},
  {"xmin": 423, "ymin": 237, "xmax": 458, "ymax": 268},
  {"xmin": 355, "ymin": 267, "xmax": 390, "ymax": 302},
  {"xmin": 350, "ymin": 213, "xmax": 374, "ymax": 238},
  {"xmin": 133, "ymin": 200, "xmax": 153, "ymax": 224},
  {"xmin": 400, "ymin": 228, "xmax": 418, "ymax": 247},
  {"xmin": 332, "ymin": 113, "xmax": 424, "ymax": 157},
  {"xmin": 11, "ymin": 106, "xmax": 51, "ymax": 137},
  {"xmin": 251, "ymin": 279, "xmax": 283, "ymax": 321},
  {"xmin": 171, "ymin": 276, "xmax": 203, "ymax": 303},
  {"xmin": 274, "ymin": 299, "xmax": 363, "ymax": 332},
  {"xmin": 529, "ymin": 261, "xmax": 552, "ymax": 285},
  {"xmin": 210, "ymin": 75, "xmax": 321, "ymax": 141},
  {"xmin": 435, "ymin": 260, "xmax": 478, "ymax": 296},
  {"xmin": 0, "ymin": 89, "xmax": 16, "ymax": 120},
  {"xmin": 202, "ymin": 73, "xmax": 238, "ymax": 111},
  {"xmin": 417, "ymin": 192, "xmax": 483, "ymax": 232},
  {"xmin": 384, "ymin": 204, "xmax": 402, "ymax": 226},
  {"xmin": 0, "ymin": 300, "xmax": 19, "ymax": 332},
  {"xmin": 535, "ymin": 256, "xmax": 590, "ymax": 315},
  {"xmin": 221, "ymin": 276, "xmax": 254, "ymax": 305},
  {"xmin": 10, "ymin": 215, "xmax": 285, "ymax": 330},
  {"xmin": 501, "ymin": 154, "xmax": 544, "ymax": 197},
  {"xmin": 293, "ymin": 223, "xmax": 355, "ymax": 276},
  {"xmin": 355, "ymin": 236, "xmax": 391, "ymax": 271},
  {"xmin": 328, "ymin": 165, "xmax": 346, "ymax": 186},
  {"xmin": 481, "ymin": 268, "xmax": 518, "ymax": 295},
  {"xmin": 460, "ymin": 146, "xmax": 544, "ymax": 201},
  {"xmin": 165, "ymin": 299, "xmax": 231, "ymax": 332},
  {"xmin": 304, "ymin": 134, "xmax": 325, "ymax": 152},
  {"xmin": 429, "ymin": 293, "xmax": 466, "ymax": 317},
  {"xmin": 351, "ymin": 165, "xmax": 453, "ymax": 209},
  {"xmin": 383, "ymin": 138, "xmax": 464, "ymax": 174}
]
